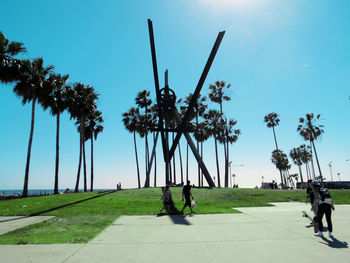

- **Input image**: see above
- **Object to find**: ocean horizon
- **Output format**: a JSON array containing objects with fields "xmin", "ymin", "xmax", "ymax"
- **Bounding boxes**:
[{"xmin": 0, "ymin": 189, "xmax": 115, "ymax": 196}]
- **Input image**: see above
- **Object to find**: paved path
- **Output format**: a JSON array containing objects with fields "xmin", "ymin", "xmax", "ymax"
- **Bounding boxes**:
[
  {"xmin": 0, "ymin": 202, "xmax": 349, "ymax": 263},
  {"xmin": 0, "ymin": 216, "xmax": 54, "ymax": 235}
]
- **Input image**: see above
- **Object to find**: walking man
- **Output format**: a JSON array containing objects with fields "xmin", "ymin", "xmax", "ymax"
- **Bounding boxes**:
[
  {"xmin": 181, "ymin": 180, "xmax": 194, "ymax": 214},
  {"xmin": 315, "ymin": 186, "xmax": 335, "ymax": 237}
]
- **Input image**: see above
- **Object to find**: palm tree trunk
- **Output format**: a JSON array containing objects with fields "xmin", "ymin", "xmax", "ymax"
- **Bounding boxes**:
[
  {"xmin": 224, "ymin": 139, "xmax": 228, "ymax": 188},
  {"xmin": 172, "ymin": 133, "xmax": 176, "ymax": 185},
  {"xmin": 145, "ymin": 133, "xmax": 149, "ymax": 185},
  {"xmin": 298, "ymin": 165, "xmax": 304, "ymax": 184},
  {"xmin": 83, "ymin": 136, "xmax": 87, "ymax": 192},
  {"xmin": 305, "ymin": 163, "xmax": 310, "ymax": 180},
  {"xmin": 309, "ymin": 142, "xmax": 316, "ymax": 179},
  {"xmin": 75, "ymin": 131, "xmax": 83, "ymax": 192},
  {"xmin": 311, "ymin": 140, "xmax": 323, "ymax": 182},
  {"xmin": 178, "ymin": 141, "xmax": 184, "ymax": 185},
  {"xmin": 186, "ymin": 142, "xmax": 189, "ymax": 182},
  {"xmin": 225, "ymin": 140, "xmax": 229, "ymax": 188},
  {"xmin": 54, "ymin": 113, "xmax": 60, "ymax": 194},
  {"xmin": 23, "ymin": 98, "xmax": 36, "ymax": 197},
  {"xmin": 201, "ymin": 142, "xmax": 203, "ymax": 187},
  {"xmin": 153, "ymin": 132, "xmax": 157, "ymax": 187},
  {"xmin": 90, "ymin": 134, "xmax": 94, "ymax": 192},
  {"xmin": 214, "ymin": 137, "xmax": 221, "ymax": 187},
  {"xmin": 272, "ymin": 126, "xmax": 284, "ymax": 187},
  {"xmin": 134, "ymin": 131, "xmax": 141, "ymax": 188},
  {"xmin": 196, "ymin": 115, "xmax": 200, "ymax": 187}
]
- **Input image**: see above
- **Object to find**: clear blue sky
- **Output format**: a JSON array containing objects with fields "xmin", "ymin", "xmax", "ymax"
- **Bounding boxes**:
[{"xmin": 1, "ymin": 0, "xmax": 350, "ymax": 190}]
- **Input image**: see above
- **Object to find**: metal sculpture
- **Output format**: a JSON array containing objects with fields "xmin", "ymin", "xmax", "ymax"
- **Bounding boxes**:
[{"xmin": 145, "ymin": 19, "xmax": 225, "ymax": 187}]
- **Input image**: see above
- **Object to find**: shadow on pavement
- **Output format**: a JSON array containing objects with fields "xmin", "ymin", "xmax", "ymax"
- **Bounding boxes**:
[
  {"xmin": 320, "ymin": 237, "xmax": 349, "ymax": 248},
  {"xmin": 168, "ymin": 215, "xmax": 191, "ymax": 225},
  {"xmin": 0, "ymin": 191, "xmax": 116, "ymax": 223}
]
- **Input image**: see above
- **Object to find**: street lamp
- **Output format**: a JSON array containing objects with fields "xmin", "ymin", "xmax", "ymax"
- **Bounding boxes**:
[
  {"xmin": 232, "ymin": 174, "xmax": 236, "ymax": 186},
  {"xmin": 228, "ymin": 162, "xmax": 244, "ymax": 188},
  {"xmin": 328, "ymin": 161, "xmax": 334, "ymax": 182},
  {"xmin": 337, "ymin": 173, "xmax": 342, "ymax": 182}
]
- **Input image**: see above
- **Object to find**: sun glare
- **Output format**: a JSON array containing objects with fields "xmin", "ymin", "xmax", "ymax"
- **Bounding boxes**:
[{"xmin": 199, "ymin": 0, "xmax": 264, "ymax": 10}]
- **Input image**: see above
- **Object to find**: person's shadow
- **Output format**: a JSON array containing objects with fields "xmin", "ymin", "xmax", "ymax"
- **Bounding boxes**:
[{"xmin": 320, "ymin": 237, "xmax": 348, "ymax": 248}]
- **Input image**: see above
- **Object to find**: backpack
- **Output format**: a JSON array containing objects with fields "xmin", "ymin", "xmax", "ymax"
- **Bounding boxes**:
[{"xmin": 319, "ymin": 188, "xmax": 332, "ymax": 204}]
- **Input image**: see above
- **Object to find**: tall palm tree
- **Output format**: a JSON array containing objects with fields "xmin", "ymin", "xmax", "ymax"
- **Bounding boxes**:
[
  {"xmin": 205, "ymin": 109, "xmax": 223, "ymax": 187},
  {"xmin": 193, "ymin": 120, "xmax": 211, "ymax": 186},
  {"xmin": 264, "ymin": 112, "xmax": 284, "ymax": 187},
  {"xmin": 271, "ymin": 149, "xmax": 289, "ymax": 188},
  {"xmin": 41, "ymin": 73, "xmax": 70, "ymax": 194},
  {"xmin": 85, "ymin": 109, "xmax": 104, "ymax": 192},
  {"xmin": 208, "ymin": 81, "xmax": 231, "ymax": 187},
  {"xmin": 297, "ymin": 113, "xmax": 324, "ymax": 182},
  {"xmin": 122, "ymin": 107, "xmax": 141, "ymax": 188},
  {"xmin": 181, "ymin": 93, "xmax": 207, "ymax": 186},
  {"xmin": 300, "ymin": 144, "xmax": 313, "ymax": 180},
  {"xmin": 289, "ymin": 147, "xmax": 304, "ymax": 184},
  {"xmin": 14, "ymin": 58, "xmax": 54, "ymax": 197},
  {"xmin": 66, "ymin": 83, "xmax": 98, "ymax": 192},
  {"xmin": 0, "ymin": 31, "xmax": 26, "ymax": 83},
  {"xmin": 135, "ymin": 90, "xmax": 152, "ymax": 186},
  {"xmin": 219, "ymin": 118, "xmax": 241, "ymax": 184}
]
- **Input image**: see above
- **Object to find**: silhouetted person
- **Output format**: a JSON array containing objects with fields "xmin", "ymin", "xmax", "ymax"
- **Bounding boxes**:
[
  {"xmin": 160, "ymin": 185, "xmax": 172, "ymax": 213},
  {"xmin": 315, "ymin": 186, "xmax": 335, "ymax": 238},
  {"xmin": 310, "ymin": 180, "xmax": 321, "ymax": 234},
  {"xmin": 306, "ymin": 179, "xmax": 315, "ymax": 225},
  {"xmin": 181, "ymin": 180, "xmax": 194, "ymax": 214}
]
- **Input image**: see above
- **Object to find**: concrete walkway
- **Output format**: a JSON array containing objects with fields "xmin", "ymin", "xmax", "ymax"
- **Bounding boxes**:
[
  {"xmin": 0, "ymin": 216, "xmax": 54, "ymax": 235},
  {"xmin": 0, "ymin": 202, "xmax": 349, "ymax": 263}
]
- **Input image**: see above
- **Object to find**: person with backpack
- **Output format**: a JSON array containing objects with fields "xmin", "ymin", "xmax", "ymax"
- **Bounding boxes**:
[{"xmin": 314, "ymin": 183, "xmax": 335, "ymax": 237}]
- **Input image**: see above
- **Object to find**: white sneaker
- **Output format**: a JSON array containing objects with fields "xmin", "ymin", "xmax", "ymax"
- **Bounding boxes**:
[
  {"xmin": 329, "ymin": 232, "xmax": 334, "ymax": 238},
  {"xmin": 314, "ymin": 232, "xmax": 324, "ymax": 237}
]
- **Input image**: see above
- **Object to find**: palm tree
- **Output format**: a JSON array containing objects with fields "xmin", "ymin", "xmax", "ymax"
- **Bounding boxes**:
[
  {"xmin": 219, "ymin": 118, "xmax": 241, "ymax": 185},
  {"xmin": 297, "ymin": 113, "xmax": 324, "ymax": 182},
  {"xmin": 289, "ymin": 147, "xmax": 304, "ymax": 184},
  {"xmin": 122, "ymin": 107, "xmax": 141, "ymax": 188},
  {"xmin": 300, "ymin": 144, "xmax": 313, "ymax": 180},
  {"xmin": 85, "ymin": 109, "xmax": 104, "ymax": 192},
  {"xmin": 194, "ymin": 120, "xmax": 210, "ymax": 186},
  {"xmin": 208, "ymin": 81, "xmax": 231, "ymax": 187},
  {"xmin": 41, "ymin": 73, "xmax": 70, "ymax": 194},
  {"xmin": 205, "ymin": 109, "xmax": 223, "ymax": 187},
  {"xmin": 135, "ymin": 90, "xmax": 152, "ymax": 186},
  {"xmin": 13, "ymin": 58, "xmax": 54, "ymax": 197},
  {"xmin": 0, "ymin": 31, "xmax": 26, "ymax": 83},
  {"xmin": 181, "ymin": 93, "xmax": 207, "ymax": 186},
  {"xmin": 264, "ymin": 112, "xmax": 284, "ymax": 187},
  {"xmin": 66, "ymin": 83, "xmax": 98, "ymax": 192},
  {"xmin": 271, "ymin": 149, "xmax": 289, "ymax": 188}
]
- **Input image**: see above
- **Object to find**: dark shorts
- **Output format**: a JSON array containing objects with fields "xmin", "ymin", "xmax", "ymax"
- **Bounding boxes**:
[{"xmin": 184, "ymin": 197, "xmax": 191, "ymax": 207}]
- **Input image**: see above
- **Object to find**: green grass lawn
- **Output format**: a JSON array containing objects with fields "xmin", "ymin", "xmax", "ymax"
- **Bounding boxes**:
[{"xmin": 0, "ymin": 187, "xmax": 349, "ymax": 244}]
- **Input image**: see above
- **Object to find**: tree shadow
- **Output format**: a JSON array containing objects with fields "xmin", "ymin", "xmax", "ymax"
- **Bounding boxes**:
[
  {"xmin": 0, "ymin": 191, "xmax": 116, "ymax": 223},
  {"xmin": 320, "ymin": 237, "xmax": 348, "ymax": 249}
]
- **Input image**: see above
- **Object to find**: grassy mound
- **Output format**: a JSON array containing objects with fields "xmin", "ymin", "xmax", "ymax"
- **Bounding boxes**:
[{"xmin": 0, "ymin": 187, "xmax": 349, "ymax": 244}]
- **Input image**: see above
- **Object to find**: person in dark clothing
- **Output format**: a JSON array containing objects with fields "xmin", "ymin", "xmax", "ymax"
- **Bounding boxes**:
[
  {"xmin": 315, "ymin": 187, "xmax": 335, "ymax": 238},
  {"xmin": 181, "ymin": 180, "xmax": 194, "ymax": 214},
  {"xmin": 306, "ymin": 180, "xmax": 315, "ymax": 206}
]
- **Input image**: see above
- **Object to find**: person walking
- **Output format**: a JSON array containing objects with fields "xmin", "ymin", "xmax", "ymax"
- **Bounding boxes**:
[
  {"xmin": 314, "ymin": 184, "xmax": 335, "ymax": 237},
  {"xmin": 181, "ymin": 180, "xmax": 194, "ymax": 214},
  {"xmin": 306, "ymin": 180, "xmax": 316, "ymax": 225}
]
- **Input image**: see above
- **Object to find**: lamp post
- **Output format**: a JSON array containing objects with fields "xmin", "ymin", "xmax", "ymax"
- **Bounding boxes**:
[
  {"xmin": 337, "ymin": 172, "xmax": 342, "ymax": 182},
  {"xmin": 232, "ymin": 174, "xmax": 236, "ymax": 186},
  {"xmin": 228, "ymin": 163, "xmax": 243, "ymax": 188},
  {"xmin": 328, "ymin": 161, "xmax": 334, "ymax": 182}
]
